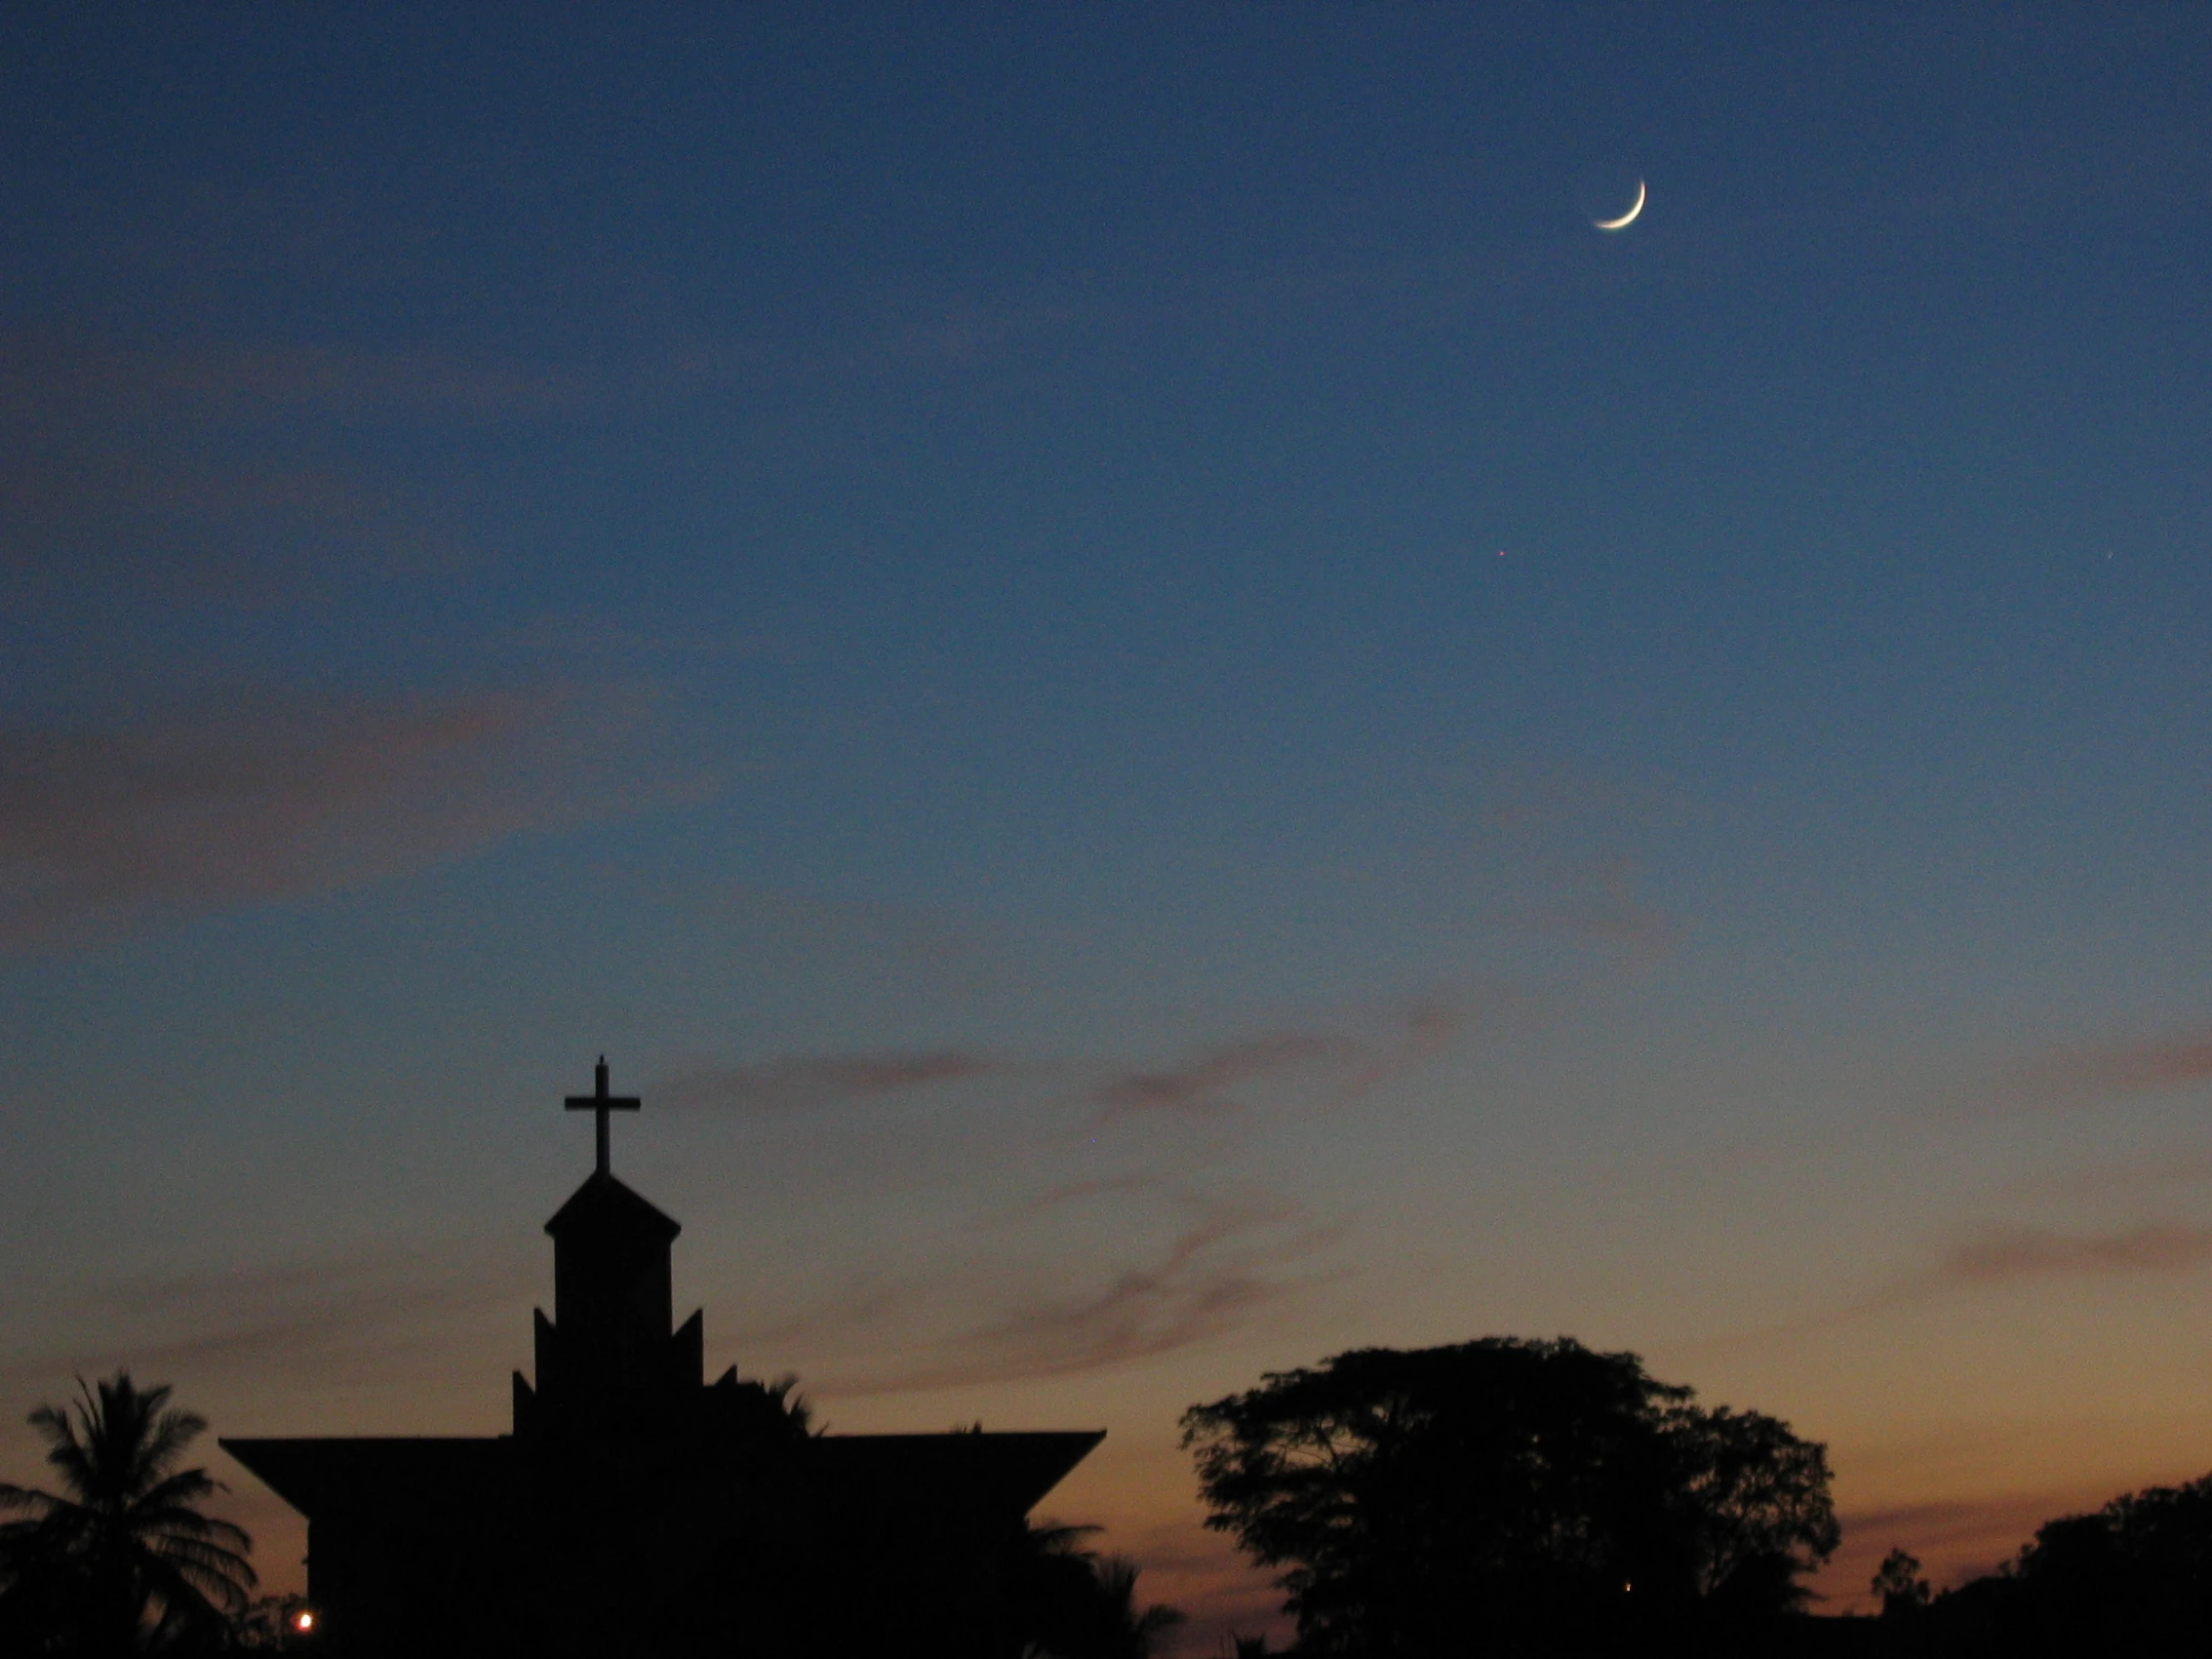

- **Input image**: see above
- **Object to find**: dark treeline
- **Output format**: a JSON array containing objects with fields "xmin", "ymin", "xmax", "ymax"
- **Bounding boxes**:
[
  {"xmin": 1184, "ymin": 1338, "xmax": 2212, "ymax": 1659},
  {"xmin": 1865, "ymin": 1475, "xmax": 2212, "ymax": 1658},
  {"xmin": 8, "ymin": 1345, "xmax": 2212, "ymax": 1656}
]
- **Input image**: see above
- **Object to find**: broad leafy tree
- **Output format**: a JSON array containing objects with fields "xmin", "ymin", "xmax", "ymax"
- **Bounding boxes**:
[
  {"xmin": 0, "ymin": 1372, "xmax": 256, "ymax": 1655},
  {"xmin": 1182, "ymin": 1338, "xmax": 1836, "ymax": 1657},
  {"xmin": 1670, "ymin": 1401, "xmax": 1841, "ymax": 1612}
]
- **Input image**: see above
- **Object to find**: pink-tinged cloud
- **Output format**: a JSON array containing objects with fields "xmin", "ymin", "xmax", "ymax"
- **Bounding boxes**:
[
  {"xmin": 0, "ymin": 332, "xmax": 576, "ymax": 599},
  {"xmin": 989, "ymin": 1174, "xmax": 1164, "ymax": 1224},
  {"xmin": 651, "ymin": 988, "xmax": 1491, "ymax": 1130},
  {"xmin": 1701, "ymin": 1220, "xmax": 2212, "ymax": 1354},
  {"xmin": 0, "ymin": 685, "xmax": 644, "ymax": 947},
  {"xmin": 1090, "ymin": 1034, "xmax": 1350, "ymax": 1122},
  {"xmin": 1996, "ymin": 1032, "xmax": 2212, "ymax": 1111},
  {"xmin": 0, "ymin": 1257, "xmax": 531, "ymax": 1391},
  {"xmin": 655, "ymin": 1051, "xmax": 1004, "ymax": 1114},
  {"xmin": 826, "ymin": 1195, "xmax": 1340, "ymax": 1395},
  {"xmin": 1936, "ymin": 1224, "xmax": 2212, "ymax": 1285},
  {"xmin": 1824, "ymin": 1223, "xmax": 2212, "ymax": 1327},
  {"xmin": 1087, "ymin": 993, "xmax": 1493, "ymax": 1126}
]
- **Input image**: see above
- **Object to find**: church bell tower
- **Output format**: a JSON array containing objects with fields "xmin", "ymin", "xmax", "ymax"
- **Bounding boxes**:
[{"xmin": 512, "ymin": 1059, "xmax": 706, "ymax": 1439}]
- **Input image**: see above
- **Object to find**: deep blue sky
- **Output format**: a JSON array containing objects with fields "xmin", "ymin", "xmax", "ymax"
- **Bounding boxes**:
[{"xmin": 3, "ymin": 6, "xmax": 2211, "ymax": 1633}]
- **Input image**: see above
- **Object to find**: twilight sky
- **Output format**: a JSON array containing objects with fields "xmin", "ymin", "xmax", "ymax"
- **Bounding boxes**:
[{"xmin": 4, "ymin": 5, "xmax": 2212, "ymax": 1638}]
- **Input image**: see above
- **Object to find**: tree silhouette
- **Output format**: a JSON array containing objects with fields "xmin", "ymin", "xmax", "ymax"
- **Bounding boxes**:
[
  {"xmin": 0, "ymin": 1373, "xmax": 255, "ymax": 1655},
  {"xmin": 1011, "ymin": 1519, "xmax": 1185, "ymax": 1659},
  {"xmin": 1183, "ymin": 1338, "xmax": 1836, "ymax": 1658},
  {"xmin": 1670, "ymin": 1401, "xmax": 1841, "ymax": 1613},
  {"xmin": 722, "ymin": 1368, "xmax": 818, "ymax": 1440},
  {"xmin": 1873, "ymin": 1546, "xmax": 1932, "ymax": 1618},
  {"xmin": 1917, "ymin": 1470, "xmax": 2212, "ymax": 1656},
  {"xmin": 1086, "ymin": 1556, "xmax": 1186, "ymax": 1659}
]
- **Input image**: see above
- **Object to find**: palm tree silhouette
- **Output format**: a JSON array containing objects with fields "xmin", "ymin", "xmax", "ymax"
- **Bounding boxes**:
[
  {"xmin": 1089, "ymin": 1556, "xmax": 1185, "ymax": 1659},
  {"xmin": 1012, "ymin": 1521, "xmax": 1185, "ymax": 1659},
  {"xmin": 0, "ymin": 1372, "xmax": 256, "ymax": 1655}
]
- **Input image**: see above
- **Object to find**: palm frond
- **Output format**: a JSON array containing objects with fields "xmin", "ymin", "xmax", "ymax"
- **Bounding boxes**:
[
  {"xmin": 133, "ymin": 1467, "xmax": 227, "ymax": 1516},
  {"xmin": 141, "ymin": 1407, "xmax": 210, "ymax": 1478},
  {"xmin": 137, "ymin": 1506, "xmax": 252, "ymax": 1550},
  {"xmin": 0, "ymin": 1483, "xmax": 60, "ymax": 1519}
]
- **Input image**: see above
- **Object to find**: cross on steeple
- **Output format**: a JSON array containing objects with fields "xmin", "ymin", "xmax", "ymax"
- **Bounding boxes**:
[{"xmin": 565, "ymin": 1056, "xmax": 640, "ymax": 1176}]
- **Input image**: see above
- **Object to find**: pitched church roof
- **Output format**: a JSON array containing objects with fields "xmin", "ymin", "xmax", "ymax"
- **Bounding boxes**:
[{"xmin": 224, "ymin": 1429, "xmax": 1105, "ymax": 1522}]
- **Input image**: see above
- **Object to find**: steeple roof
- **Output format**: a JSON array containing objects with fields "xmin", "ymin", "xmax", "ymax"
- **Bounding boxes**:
[{"xmin": 544, "ymin": 1168, "xmax": 681, "ymax": 1243}]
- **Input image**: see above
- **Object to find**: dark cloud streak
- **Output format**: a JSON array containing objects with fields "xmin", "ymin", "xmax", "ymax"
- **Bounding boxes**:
[
  {"xmin": 818, "ymin": 1192, "xmax": 1340, "ymax": 1396},
  {"xmin": 1086, "ymin": 992, "xmax": 1492, "ymax": 1127},
  {"xmin": 0, "ymin": 1256, "xmax": 530, "ymax": 1390},
  {"xmin": 1089, "ymin": 1033, "xmax": 1348, "ymax": 1123},
  {"xmin": 0, "ymin": 684, "xmax": 648, "ymax": 947},
  {"xmin": 1936, "ymin": 1224, "xmax": 2212, "ymax": 1286},
  {"xmin": 1995, "ymin": 1031, "xmax": 2212, "ymax": 1112},
  {"xmin": 656, "ymin": 1050, "xmax": 1008, "ymax": 1114}
]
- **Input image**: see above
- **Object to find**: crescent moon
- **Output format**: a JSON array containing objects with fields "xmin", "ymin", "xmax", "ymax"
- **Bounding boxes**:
[{"xmin": 1593, "ymin": 180, "xmax": 1646, "ymax": 232}]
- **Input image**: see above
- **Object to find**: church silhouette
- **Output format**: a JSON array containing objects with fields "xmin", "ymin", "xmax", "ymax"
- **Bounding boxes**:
[{"xmin": 224, "ymin": 1061, "xmax": 1104, "ymax": 1658}]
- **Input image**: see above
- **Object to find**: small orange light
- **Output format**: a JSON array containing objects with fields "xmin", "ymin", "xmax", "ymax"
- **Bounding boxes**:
[{"xmin": 293, "ymin": 1609, "xmax": 316, "ymax": 1632}]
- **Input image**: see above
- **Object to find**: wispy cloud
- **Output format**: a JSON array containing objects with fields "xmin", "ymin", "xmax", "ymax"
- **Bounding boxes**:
[
  {"xmin": 1089, "ymin": 1034, "xmax": 1349, "ymax": 1123},
  {"xmin": 1932, "ymin": 1224, "xmax": 2212, "ymax": 1287},
  {"xmin": 1822, "ymin": 1223, "xmax": 2212, "ymax": 1327},
  {"xmin": 1689, "ymin": 1220, "xmax": 2212, "ymax": 1358},
  {"xmin": 960, "ymin": 1198, "xmax": 1331, "ymax": 1374},
  {"xmin": 1994, "ymin": 1031, "xmax": 2212, "ymax": 1112},
  {"xmin": 823, "ymin": 1191, "xmax": 1340, "ymax": 1395},
  {"xmin": 1087, "ymin": 993, "xmax": 1489, "ymax": 1127},
  {"xmin": 0, "ymin": 331, "xmax": 570, "ymax": 603},
  {"xmin": 657, "ymin": 1050, "xmax": 1008, "ymax": 1114},
  {"xmin": 0, "ymin": 1256, "xmax": 528, "ymax": 1390},
  {"xmin": 671, "ymin": 992, "xmax": 1479, "ymax": 1390},
  {"xmin": 648, "ymin": 989, "xmax": 1486, "ymax": 1127},
  {"xmin": 0, "ymin": 684, "xmax": 649, "ymax": 947},
  {"xmin": 1840, "ymin": 1494, "xmax": 2057, "ymax": 1553},
  {"xmin": 988, "ymin": 1174, "xmax": 1164, "ymax": 1225}
]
